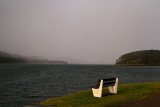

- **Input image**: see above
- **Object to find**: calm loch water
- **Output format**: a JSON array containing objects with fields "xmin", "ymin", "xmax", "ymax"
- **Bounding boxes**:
[{"xmin": 0, "ymin": 64, "xmax": 160, "ymax": 107}]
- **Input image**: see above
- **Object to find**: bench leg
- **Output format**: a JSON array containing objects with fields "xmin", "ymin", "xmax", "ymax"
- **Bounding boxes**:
[
  {"xmin": 108, "ymin": 78, "xmax": 118, "ymax": 94},
  {"xmin": 92, "ymin": 80, "xmax": 103, "ymax": 98},
  {"xmin": 108, "ymin": 86, "xmax": 117, "ymax": 94},
  {"xmin": 92, "ymin": 88, "xmax": 102, "ymax": 98}
]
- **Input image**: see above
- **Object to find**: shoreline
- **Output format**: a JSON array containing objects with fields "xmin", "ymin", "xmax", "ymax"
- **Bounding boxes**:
[
  {"xmin": 27, "ymin": 81, "xmax": 160, "ymax": 107},
  {"xmin": 25, "ymin": 91, "xmax": 160, "ymax": 107}
]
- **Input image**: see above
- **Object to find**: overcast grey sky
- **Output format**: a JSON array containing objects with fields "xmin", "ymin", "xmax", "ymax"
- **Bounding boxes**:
[{"xmin": 0, "ymin": 0, "xmax": 160, "ymax": 64}]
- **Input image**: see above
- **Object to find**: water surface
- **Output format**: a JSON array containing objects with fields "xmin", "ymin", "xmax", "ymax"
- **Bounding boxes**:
[{"xmin": 0, "ymin": 64, "xmax": 160, "ymax": 107}]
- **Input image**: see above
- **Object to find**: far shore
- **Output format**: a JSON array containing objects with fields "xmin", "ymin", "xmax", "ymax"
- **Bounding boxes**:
[{"xmin": 115, "ymin": 64, "xmax": 160, "ymax": 66}]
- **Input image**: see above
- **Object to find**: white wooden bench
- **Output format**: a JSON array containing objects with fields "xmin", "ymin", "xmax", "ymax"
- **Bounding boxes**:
[{"xmin": 92, "ymin": 77, "xmax": 118, "ymax": 98}]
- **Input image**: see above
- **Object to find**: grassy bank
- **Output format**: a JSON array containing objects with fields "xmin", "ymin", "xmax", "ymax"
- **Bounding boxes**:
[{"xmin": 36, "ymin": 81, "xmax": 160, "ymax": 107}]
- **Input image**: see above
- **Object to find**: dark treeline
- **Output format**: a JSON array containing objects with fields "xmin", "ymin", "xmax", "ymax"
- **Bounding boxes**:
[
  {"xmin": 0, "ymin": 56, "xmax": 27, "ymax": 63},
  {"xmin": 116, "ymin": 50, "xmax": 160, "ymax": 65},
  {"xmin": 0, "ymin": 51, "xmax": 68, "ymax": 64},
  {"xmin": 0, "ymin": 51, "xmax": 26, "ymax": 63}
]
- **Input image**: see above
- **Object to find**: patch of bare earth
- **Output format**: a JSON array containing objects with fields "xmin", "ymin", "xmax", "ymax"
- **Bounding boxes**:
[{"xmin": 114, "ymin": 92, "xmax": 160, "ymax": 107}]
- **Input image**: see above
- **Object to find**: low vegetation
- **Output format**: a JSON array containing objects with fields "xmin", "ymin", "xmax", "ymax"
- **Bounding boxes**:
[
  {"xmin": 116, "ymin": 50, "xmax": 160, "ymax": 65},
  {"xmin": 35, "ymin": 81, "xmax": 160, "ymax": 107}
]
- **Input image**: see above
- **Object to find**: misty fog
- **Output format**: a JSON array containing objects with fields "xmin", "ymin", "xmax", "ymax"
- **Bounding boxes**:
[{"xmin": 0, "ymin": 0, "xmax": 160, "ymax": 64}]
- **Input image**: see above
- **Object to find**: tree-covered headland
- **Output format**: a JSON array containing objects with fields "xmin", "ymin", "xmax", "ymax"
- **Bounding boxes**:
[{"xmin": 116, "ymin": 50, "xmax": 160, "ymax": 66}]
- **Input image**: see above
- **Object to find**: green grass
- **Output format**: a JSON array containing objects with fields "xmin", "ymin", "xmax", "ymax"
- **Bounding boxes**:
[{"xmin": 37, "ymin": 81, "xmax": 160, "ymax": 107}]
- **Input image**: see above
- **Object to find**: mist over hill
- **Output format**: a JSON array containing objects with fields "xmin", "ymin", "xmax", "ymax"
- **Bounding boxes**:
[
  {"xmin": 116, "ymin": 50, "xmax": 160, "ymax": 66},
  {"xmin": 0, "ymin": 51, "xmax": 68, "ymax": 64}
]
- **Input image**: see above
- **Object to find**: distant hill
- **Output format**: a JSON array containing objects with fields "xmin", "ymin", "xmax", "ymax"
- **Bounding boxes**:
[
  {"xmin": 116, "ymin": 50, "xmax": 160, "ymax": 66},
  {"xmin": 0, "ymin": 51, "xmax": 68, "ymax": 64}
]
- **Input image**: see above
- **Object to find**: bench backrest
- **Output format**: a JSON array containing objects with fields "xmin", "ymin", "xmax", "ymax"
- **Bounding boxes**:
[
  {"xmin": 93, "ymin": 77, "xmax": 118, "ymax": 88},
  {"xmin": 103, "ymin": 77, "xmax": 117, "ymax": 87}
]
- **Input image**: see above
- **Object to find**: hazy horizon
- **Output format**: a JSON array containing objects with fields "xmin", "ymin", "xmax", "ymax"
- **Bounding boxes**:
[{"xmin": 0, "ymin": 0, "xmax": 160, "ymax": 64}]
